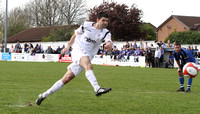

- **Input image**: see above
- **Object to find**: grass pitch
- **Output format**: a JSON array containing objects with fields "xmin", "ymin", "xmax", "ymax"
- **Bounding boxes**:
[{"xmin": 1, "ymin": 61, "xmax": 200, "ymax": 113}]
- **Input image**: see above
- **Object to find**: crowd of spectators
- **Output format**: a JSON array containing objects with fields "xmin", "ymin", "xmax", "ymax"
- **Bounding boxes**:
[
  {"xmin": 97, "ymin": 40, "xmax": 200, "ymax": 68},
  {"xmin": 7, "ymin": 41, "xmax": 71, "ymax": 56},
  {"xmin": 1, "ymin": 41, "xmax": 200, "ymax": 68},
  {"xmin": 97, "ymin": 41, "xmax": 165, "ymax": 68}
]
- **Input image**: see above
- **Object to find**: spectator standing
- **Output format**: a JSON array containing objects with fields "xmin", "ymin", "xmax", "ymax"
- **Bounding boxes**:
[
  {"xmin": 125, "ymin": 41, "xmax": 130, "ymax": 48},
  {"xmin": 39, "ymin": 44, "xmax": 44, "ymax": 53},
  {"xmin": 194, "ymin": 46, "xmax": 198, "ymax": 57},
  {"xmin": 159, "ymin": 47, "xmax": 164, "ymax": 66},
  {"xmin": 154, "ymin": 47, "xmax": 161, "ymax": 68},
  {"xmin": 133, "ymin": 41, "xmax": 137, "ymax": 48},
  {"xmin": 144, "ymin": 42, "xmax": 149, "ymax": 49},
  {"xmin": 15, "ymin": 41, "xmax": 21, "ymax": 52},
  {"xmin": 151, "ymin": 51, "xmax": 155, "ymax": 67},
  {"xmin": 15, "ymin": 41, "xmax": 21, "ymax": 49},
  {"xmin": 139, "ymin": 41, "xmax": 144, "ymax": 49},
  {"xmin": 140, "ymin": 48, "xmax": 145, "ymax": 56},
  {"xmin": 162, "ymin": 41, "xmax": 166, "ymax": 48},
  {"xmin": 190, "ymin": 46, "xmax": 195, "ymax": 57},
  {"xmin": 145, "ymin": 47, "xmax": 153, "ymax": 67},
  {"xmin": 157, "ymin": 41, "xmax": 163, "ymax": 47}
]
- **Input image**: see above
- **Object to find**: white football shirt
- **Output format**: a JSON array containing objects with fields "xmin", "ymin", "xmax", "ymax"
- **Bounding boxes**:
[{"xmin": 74, "ymin": 22, "xmax": 112, "ymax": 56}]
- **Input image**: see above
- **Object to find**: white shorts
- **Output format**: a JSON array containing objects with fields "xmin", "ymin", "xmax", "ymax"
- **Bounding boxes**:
[{"xmin": 67, "ymin": 45, "xmax": 94, "ymax": 76}]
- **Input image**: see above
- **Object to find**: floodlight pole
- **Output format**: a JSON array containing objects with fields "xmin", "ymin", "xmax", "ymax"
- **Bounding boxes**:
[{"xmin": 4, "ymin": 0, "xmax": 8, "ymax": 52}]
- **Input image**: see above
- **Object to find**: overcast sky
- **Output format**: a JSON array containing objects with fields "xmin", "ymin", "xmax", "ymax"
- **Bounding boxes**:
[{"xmin": 1, "ymin": 0, "xmax": 200, "ymax": 27}]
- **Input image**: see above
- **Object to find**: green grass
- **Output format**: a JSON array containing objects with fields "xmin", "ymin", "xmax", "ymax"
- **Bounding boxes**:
[{"xmin": 1, "ymin": 61, "xmax": 200, "ymax": 113}]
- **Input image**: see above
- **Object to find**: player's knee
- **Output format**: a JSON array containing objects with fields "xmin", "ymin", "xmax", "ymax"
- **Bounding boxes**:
[
  {"xmin": 84, "ymin": 63, "xmax": 93, "ymax": 70},
  {"xmin": 62, "ymin": 76, "xmax": 74, "ymax": 84}
]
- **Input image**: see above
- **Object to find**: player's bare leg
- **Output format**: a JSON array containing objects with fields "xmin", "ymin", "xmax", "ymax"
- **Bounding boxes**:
[
  {"xmin": 80, "ymin": 56, "xmax": 111, "ymax": 96},
  {"xmin": 36, "ymin": 70, "xmax": 75, "ymax": 105}
]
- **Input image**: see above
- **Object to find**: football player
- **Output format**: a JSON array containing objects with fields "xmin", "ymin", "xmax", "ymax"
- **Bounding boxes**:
[
  {"xmin": 173, "ymin": 42, "xmax": 196, "ymax": 93},
  {"xmin": 36, "ymin": 12, "xmax": 112, "ymax": 105}
]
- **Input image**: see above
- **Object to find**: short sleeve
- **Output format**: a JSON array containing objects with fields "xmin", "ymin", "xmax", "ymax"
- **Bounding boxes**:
[{"xmin": 75, "ymin": 25, "xmax": 84, "ymax": 35}]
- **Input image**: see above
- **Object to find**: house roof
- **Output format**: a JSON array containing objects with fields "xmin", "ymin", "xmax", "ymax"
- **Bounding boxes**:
[
  {"xmin": 156, "ymin": 15, "xmax": 200, "ymax": 31},
  {"xmin": 7, "ymin": 25, "xmax": 78, "ymax": 43}
]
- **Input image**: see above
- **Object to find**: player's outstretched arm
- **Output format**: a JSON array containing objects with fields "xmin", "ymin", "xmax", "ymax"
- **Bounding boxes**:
[{"xmin": 62, "ymin": 34, "xmax": 76, "ymax": 54}]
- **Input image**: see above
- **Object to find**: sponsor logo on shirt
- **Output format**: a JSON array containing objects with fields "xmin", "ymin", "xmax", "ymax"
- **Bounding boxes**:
[{"xmin": 85, "ymin": 37, "xmax": 96, "ymax": 43}]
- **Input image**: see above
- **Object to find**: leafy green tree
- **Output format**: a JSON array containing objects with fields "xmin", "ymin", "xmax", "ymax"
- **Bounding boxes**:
[
  {"xmin": 166, "ymin": 31, "xmax": 200, "ymax": 44},
  {"xmin": 139, "ymin": 24, "xmax": 156, "ymax": 40}
]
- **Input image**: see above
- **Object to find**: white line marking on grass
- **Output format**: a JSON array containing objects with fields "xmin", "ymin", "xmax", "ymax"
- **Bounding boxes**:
[{"xmin": 5, "ymin": 105, "xmax": 27, "ymax": 107}]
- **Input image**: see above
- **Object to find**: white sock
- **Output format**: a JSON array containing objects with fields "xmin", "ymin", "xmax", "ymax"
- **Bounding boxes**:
[
  {"xmin": 85, "ymin": 70, "xmax": 100, "ymax": 92},
  {"xmin": 42, "ymin": 80, "xmax": 64, "ymax": 98}
]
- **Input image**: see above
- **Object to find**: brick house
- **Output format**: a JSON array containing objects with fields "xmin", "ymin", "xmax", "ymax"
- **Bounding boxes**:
[{"xmin": 156, "ymin": 15, "xmax": 200, "ymax": 41}]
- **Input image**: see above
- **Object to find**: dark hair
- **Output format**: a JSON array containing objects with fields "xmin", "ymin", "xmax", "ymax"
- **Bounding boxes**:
[
  {"xmin": 97, "ymin": 12, "xmax": 109, "ymax": 19},
  {"xmin": 174, "ymin": 42, "xmax": 181, "ymax": 46}
]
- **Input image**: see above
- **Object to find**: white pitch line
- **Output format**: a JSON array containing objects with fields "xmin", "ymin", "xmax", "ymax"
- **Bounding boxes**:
[{"xmin": 4, "ymin": 105, "xmax": 27, "ymax": 107}]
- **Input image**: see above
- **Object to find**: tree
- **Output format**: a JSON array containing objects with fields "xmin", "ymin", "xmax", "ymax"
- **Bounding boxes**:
[
  {"xmin": 0, "ymin": 0, "xmax": 5, "ymax": 42},
  {"xmin": 0, "ymin": 12, "xmax": 4, "ymax": 41},
  {"xmin": 7, "ymin": 7, "xmax": 30, "ymax": 37},
  {"xmin": 139, "ymin": 23, "xmax": 156, "ymax": 40},
  {"xmin": 166, "ymin": 31, "xmax": 200, "ymax": 44},
  {"xmin": 58, "ymin": 0, "xmax": 87, "ymax": 25},
  {"xmin": 26, "ymin": 0, "xmax": 61, "ymax": 27},
  {"xmin": 88, "ymin": 2, "xmax": 144, "ymax": 41},
  {"xmin": 25, "ymin": 0, "xmax": 87, "ymax": 27}
]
